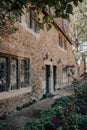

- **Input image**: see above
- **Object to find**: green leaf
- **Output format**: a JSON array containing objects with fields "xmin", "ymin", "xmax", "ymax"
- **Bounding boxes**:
[
  {"xmin": 60, "ymin": 0, "xmax": 65, "ymax": 4},
  {"xmin": 66, "ymin": 4, "xmax": 73, "ymax": 14},
  {"xmin": 38, "ymin": 23, "xmax": 44, "ymax": 30},
  {"xmin": 62, "ymin": 14, "xmax": 69, "ymax": 19},
  {"xmin": 46, "ymin": 23, "xmax": 52, "ymax": 31},
  {"xmin": 55, "ymin": 10, "xmax": 61, "ymax": 17},
  {"xmin": 37, "ymin": 8, "xmax": 42, "ymax": 14}
]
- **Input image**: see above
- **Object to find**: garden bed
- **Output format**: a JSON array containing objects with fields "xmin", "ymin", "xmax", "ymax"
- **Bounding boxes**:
[{"xmin": 19, "ymin": 82, "xmax": 87, "ymax": 130}]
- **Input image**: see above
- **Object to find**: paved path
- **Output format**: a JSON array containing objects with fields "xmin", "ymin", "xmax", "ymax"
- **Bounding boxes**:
[
  {"xmin": 0, "ymin": 98, "xmax": 55, "ymax": 130},
  {"xmin": 0, "ymin": 87, "xmax": 74, "ymax": 130}
]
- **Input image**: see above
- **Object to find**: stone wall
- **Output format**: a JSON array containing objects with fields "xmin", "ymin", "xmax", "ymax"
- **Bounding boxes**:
[
  {"xmin": 0, "ymin": 89, "xmax": 33, "ymax": 118},
  {"xmin": 0, "ymin": 18, "xmax": 77, "ymax": 116}
]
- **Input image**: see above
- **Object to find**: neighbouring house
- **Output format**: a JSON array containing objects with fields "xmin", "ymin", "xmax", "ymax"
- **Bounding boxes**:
[{"xmin": 0, "ymin": 7, "xmax": 78, "ymax": 116}]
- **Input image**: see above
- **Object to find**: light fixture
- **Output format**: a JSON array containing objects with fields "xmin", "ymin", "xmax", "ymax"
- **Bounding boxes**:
[
  {"xmin": 57, "ymin": 58, "xmax": 61, "ymax": 64},
  {"xmin": 45, "ymin": 53, "xmax": 48, "ymax": 59}
]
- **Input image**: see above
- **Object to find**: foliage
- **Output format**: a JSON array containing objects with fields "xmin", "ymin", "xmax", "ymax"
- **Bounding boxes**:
[
  {"xmin": 74, "ymin": 83, "xmax": 87, "ymax": 114},
  {"xmin": 75, "ymin": 115, "xmax": 87, "ymax": 130},
  {"xmin": 51, "ymin": 95, "xmax": 73, "ymax": 107},
  {"xmin": 69, "ymin": 0, "xmax": 87, "ymax": 43},
  {"xmin": 19, "ymin": 82, "xmax": 87, "ymax": 130},
  {"xmin": 0, "ymin": 0, "xmax": 83, "ymax": 34}
]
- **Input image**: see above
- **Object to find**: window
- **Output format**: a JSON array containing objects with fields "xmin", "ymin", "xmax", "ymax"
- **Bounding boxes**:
[
  {"xmin": 59, "ymin": 34, "xmax": 63, "ymax": 48},
  {"xmin": 10, "ymin": 58, "xmax": 18, "ymax": 90},
  {"xmin": 21, "ymin": 59, "xmax": 29, "ymax": 88},
  {"xmin": 62, "ymin": 19, "xmax": 69, "ymax": 33},
  {"xmin": 64, "ymin": 40, "xmax": 67, "ymax": 50},
  {"xmin": 26, "ymin": 7, "xmax": 38, "ymax": 33},
  {"xmin": 0, "ymin": 53, "xmax": 29, "ymax": 93},
  {"xmin": 62, "ymin": 68, "xmax": 67, "ymax": 80},
  {"xmin": 0, "ymin": 57, "xmax": 8, "ymax": 92}
]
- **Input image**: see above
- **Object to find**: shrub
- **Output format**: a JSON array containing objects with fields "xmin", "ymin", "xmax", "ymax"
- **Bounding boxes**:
[
  {"xmin": 19, "ymin": 82, "xmax": 87, "ymax": 130},
  {"xmin": 75, "ymin": 115, "xmax": 87, "ymax": 130},
  {"xmin": 74, "ymin": 82, "xmax": 87, "ymax": 114},
  {"xmin": 51, "ymin": 95, "xmax": 73, "ymax": 107}
]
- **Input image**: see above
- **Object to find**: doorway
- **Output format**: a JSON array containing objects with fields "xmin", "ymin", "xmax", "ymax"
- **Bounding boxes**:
[
  {"xmin": 53, "ymin": 66, "xmax": 57, "ymax": 91},
  {"xmin": 45, "ymin": 65, "xmax": 50, "ymax": 94}
]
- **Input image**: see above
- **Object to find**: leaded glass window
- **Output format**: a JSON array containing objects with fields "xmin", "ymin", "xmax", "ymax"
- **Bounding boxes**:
[
  {"xmin": 10, "ymin": 58, "xmax": 18, "ymax": 90},
  {"xmin": 0, "ymin": 53, "xmax": 29, "ymax": 92},
  {"xmin": 0, "ymin": 57, "xmax": 7, "ymax": 92},
  {"xmin": 20, "ymin": 60, "xmax": 29, "ymax": 88}
]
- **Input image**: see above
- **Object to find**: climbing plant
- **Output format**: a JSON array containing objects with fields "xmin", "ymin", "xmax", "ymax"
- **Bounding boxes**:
[{"xmin": 0, "ymin": 0, "xmax": 83, "ymax": 34}]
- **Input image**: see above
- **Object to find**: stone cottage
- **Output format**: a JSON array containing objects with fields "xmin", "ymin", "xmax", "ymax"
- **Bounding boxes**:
[{"xmin": 0, "ymin": 7, "xmax": 77, "ymax": 115}]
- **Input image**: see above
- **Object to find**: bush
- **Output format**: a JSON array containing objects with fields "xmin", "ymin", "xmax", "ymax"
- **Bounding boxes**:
[
  {"xmin": 76, "ymin": 82, "xmax": 87, "ymax": 101},
  {"xmin": 75, "ymin": 115, "xmax": 87, "ymax": 130},
  {"xmin": 74, "ymin": 82, "xmax": 87, "ymax": 114},
  {"xmin": 19, "ymin": 82, "xmax": 87, "ymax": 130},
  {"xmin": 51, "ymin": 95, "xmax": 73, "ymax": 107}
]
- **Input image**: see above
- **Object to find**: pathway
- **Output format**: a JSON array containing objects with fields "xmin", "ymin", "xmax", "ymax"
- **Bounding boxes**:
[{"xmin": 0, "ymin": 86, "xmax": 74, "ymax": 130}]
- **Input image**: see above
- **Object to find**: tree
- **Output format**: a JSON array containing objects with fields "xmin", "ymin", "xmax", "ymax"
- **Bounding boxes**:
[
  {"xmin": 69, "ymin": 0, "xmax": 87, "ymax": 43},
  {"xmin": 0, "ymin": 0, "xmax": 83, "ymax": 35}
]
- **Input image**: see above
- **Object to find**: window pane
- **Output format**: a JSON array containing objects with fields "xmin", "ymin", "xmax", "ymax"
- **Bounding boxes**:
[
  {"xmin": 10, "ymin": 59, "xmax": 18, "ymax": 90},
  {"xmin": 26, "ymin": 8, "xmax": 30, "ymax": 28},
  {"xmin": 30, "ymin": 8, "xmax": 34, "ymax": 29},
  {"xmin": 59, "ymin": 34, "xmax": 63, "ymax": 48},
  {"xmin": 26, "ymin": 7, "xmax": 38, "ymax": 33},
  {"xmin": 21, "ymin": 60, "xmax": 29, "ymax": 88},
  {"xmin": 64, "ymin": 40, "xmax": 67, "ymax": 50},
  {"xmin": 63, "ymin": 68, "xmax": 67, "ymax": 80},
  {"xmin": 0, "ymin": 57, "xmax": 7, "ymax": 92}
]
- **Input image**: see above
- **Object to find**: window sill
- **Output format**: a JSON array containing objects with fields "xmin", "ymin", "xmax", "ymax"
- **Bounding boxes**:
[
  {"xmin": 0, "ymin": 87, "xmax": 32, "ymax": 101},
  {"xmin": 58, "ymin": 46, "xmax": 67, "ymax": 53}
]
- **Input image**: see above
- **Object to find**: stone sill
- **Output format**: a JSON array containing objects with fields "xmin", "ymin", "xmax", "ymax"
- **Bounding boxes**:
[
  {"xmin": 58, "ymin": 46, "xmax": 67, "ymax": 53},
  {"xmin": 0, "ymin": 87, "xmax": 32, "ymax": 101}
]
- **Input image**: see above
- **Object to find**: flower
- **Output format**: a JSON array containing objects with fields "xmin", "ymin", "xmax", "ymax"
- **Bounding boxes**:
[
  {"xmin": 70, "ymin": 65, "xmax": 75, "ymax": 68},
  {"xmin": 66, "ymin": 64, "xmax": 75, "ymax": 68},
  {"xmin": 69, "ymin": 101, "xmax": 73, "ymax": 106},
  {"xmin": 50, "ymin": 115, "xmax": 56, "ymax": 120}
]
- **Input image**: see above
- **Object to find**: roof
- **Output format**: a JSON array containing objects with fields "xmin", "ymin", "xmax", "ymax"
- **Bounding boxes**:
[{"xmin": 43, "ymin": 10, "xmax": 72, "ymax": 45}]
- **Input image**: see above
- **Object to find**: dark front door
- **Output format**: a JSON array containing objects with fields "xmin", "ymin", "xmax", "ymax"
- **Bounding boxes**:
[
  {"xmin": 46, "ymin": 65, "xmax": 50, "ymax": 94},
  {"xmin": 53, "ymin": 66, "xmax": 57, "ymax": 91}
]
